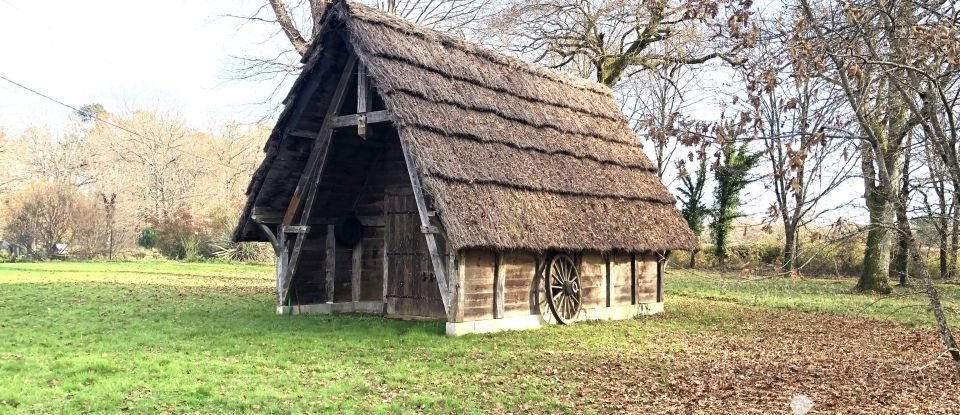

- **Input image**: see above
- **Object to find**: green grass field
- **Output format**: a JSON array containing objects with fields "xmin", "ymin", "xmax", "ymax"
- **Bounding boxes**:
[{"xmin": 2, "ymin": 262, "xmax": 958, "ymax": 414}]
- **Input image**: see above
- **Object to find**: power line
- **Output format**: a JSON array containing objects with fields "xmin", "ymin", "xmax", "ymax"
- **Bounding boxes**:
[{"xmin": 0, "ymin": 73, "xmax": 245, "ymax": 172}]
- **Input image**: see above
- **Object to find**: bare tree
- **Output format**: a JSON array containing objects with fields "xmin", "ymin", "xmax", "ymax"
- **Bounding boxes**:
[
  {"xmin": 232, "ymin": 0, "xmax": 495, "ymax": 82},
  {"xmin": 492, "ymin": 0, "xmax": 756, "ymax": 87},
  {"xmin": 740, "ymin": 17, "xmax": 855, "ymax": 275},
  {"xmin": 794, "ymin": 0, "xmax": 960, "ymax": 373},
  {"xmin": 791, "ymin": 0, "xmax": 922, "ymax": 294},
  {"xmin": 16, "ymin": 125, "xmax": 95, "ymax": 187},
  {"xmin": 92, "ymin": 110, "xmax": 204, "ymax": 221},
  {"xmin": 619, "ymin": 63, "xmax": 701, "ymax": 180}
]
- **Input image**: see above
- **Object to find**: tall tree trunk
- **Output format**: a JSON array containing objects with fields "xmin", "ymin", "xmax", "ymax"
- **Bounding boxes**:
[
  {"xmin": 892, "ymin": 136, "xmax": 911, "ymax": 285},
  {"xmin": 783, "ymin": 221, "xmax": 799, "ymax": 275},
  {"xmin": 951, "ymin": 196, "xmax": 960, "ymax": 279},
  {"xmin": 941, "ymin": 231, "xmax": 949, "ymax": 279},
  {"xmin": 859, "ymin": 192, "xmax": 894, "ymax": 294}
]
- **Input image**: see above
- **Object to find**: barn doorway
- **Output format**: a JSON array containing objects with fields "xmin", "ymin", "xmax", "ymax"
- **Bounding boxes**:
[{"xmin": 384, "ymin": 189, "xmax": 445, "ymax": 318}]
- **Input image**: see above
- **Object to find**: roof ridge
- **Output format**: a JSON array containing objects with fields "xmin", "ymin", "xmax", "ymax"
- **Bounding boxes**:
[{"xmin": 337, "ymin": 1, "xmax": 613, "ymax": 98}]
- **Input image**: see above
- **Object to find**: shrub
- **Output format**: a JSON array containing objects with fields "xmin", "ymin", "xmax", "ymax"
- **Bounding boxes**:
[{"xmin": 138, "ymin": 228, "xmax": 157, "ymax": 249}]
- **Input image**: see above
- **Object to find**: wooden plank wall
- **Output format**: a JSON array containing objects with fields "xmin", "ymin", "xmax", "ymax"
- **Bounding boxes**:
[
  {"xmin": 580, "ymin": 252, "xmax": 606, "ymax": 308},
  {"xmin": 635, "ymin": 252, "xmax": 659, "ymax": 303},
  {"xmin": 460, "ymin": 250, "xmax": 496, "ymax": 321},
  {"xmin": 609, "ymin": 254, "xmax": 633, "ymax": 306},
  {"xmin": 502, "ymin": 251, "xmax": 537, "ymax": 317},
  {"xmin": 453, "ymin": 249, "xmax": 664, "ymax": 322}
]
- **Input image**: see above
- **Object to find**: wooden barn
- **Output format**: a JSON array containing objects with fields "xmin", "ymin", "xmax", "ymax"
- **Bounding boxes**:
[{"xmin": 233, "ymin": 1, "xmax": 697, "ymax": 335}]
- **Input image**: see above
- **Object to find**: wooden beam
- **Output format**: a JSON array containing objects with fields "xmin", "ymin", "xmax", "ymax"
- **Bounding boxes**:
[
  {"xmin": 657, "ymin": 251, "xmax": 668, "ymax": 303},
  {"xmin": 276, "ymin": 230, "xmax": 288, "ymax": 307},
  {"xmin": 326, "ymin": 224, "xmax": 336, "ymax": 304},
  {"xmin": 351, "ymin": 239, "xmax": 362, "ymax": 303},
  {"xmin": 605, "ymin": 255, "xmax": 611, "ymax": 308},
  {"xmin": 256, "ymin": 223, "xmax": 279, "ymax": 255},
  {"xmin": 283, "ymin": 225, "xmax": 311, "ymax": 234},
  {"xmin": 494, "ymin": 252, "xmax": 505, "ymax": 319},
  {"xmin": 398, "ymin": 137, "xmax": 452, "ymax": 315},
  {"xmin": 253, "ymin": 211, "xmax": 385, "ymax": 227},
  {"xmin": 277, "ymin": 55, "xmax": 357, "ymax": 305},
  {"xmin": 630, "ymin": 253, "xmax": 637, "ymax": 306},
  {"xmin": 382, "ymin": 207, "xmax": 391, "ymax": 314},
  {"xmin": 332, "ymin": 110, "xmax": 390, "ymax": 128},
  {"xmin": 357, "ymin": 63, "xmax": 369, "ymax": 139},
  {"xmin": 281, "ymin": 55, "xmax": 357, "ymax": 227},
  {"xmin": 452, "ymin": 252, "xmax": 465, "ymax": 323}
]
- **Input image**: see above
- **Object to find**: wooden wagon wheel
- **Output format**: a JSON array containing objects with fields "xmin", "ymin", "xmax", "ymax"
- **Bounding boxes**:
[{"xmin": 544, "ymin": 253, "xmax": 582, "ymax": 324}]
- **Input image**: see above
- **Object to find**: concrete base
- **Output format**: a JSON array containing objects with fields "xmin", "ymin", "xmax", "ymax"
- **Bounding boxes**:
[
  {"xmin": 445, "ymin": 302, "xmax": 664, "ymax": 336},
  {"xmin": 277, "ymin": 301, "xmax": 383, "ymax": 315}
]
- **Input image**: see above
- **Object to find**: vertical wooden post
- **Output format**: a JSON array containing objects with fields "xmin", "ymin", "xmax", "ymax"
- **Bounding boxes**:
[
  {"xmin": 276, "ymin": 229, "xmax": 288, "ymax": 307},
  {"xmin": 494, "ymin": 252, "xmax": 505, "ymax": 319},
  {"xmin": 452, "ymin": 251, "xmax": 466, "ymax": 323},
  {"xmin": 326, "ymin": 224, "xmax": 336, "ymax": 304},
  {"xmin": 357, "ymin": 63, "xmax": 369, "ymax": 138},
  {"xmin": 656, "ymin": 252, "xmax": 666, "ymax": 303},
  {"xmin": 630, "ymin": 253, "xmax": 637, "ymax": 305},
  {"xmin": 351, "ymin": 239, "xmax": 363, "ymax": 303},
  {"xmin": 605, "ymin": 255, "xmax": 612, "ymax": 308},
  {"xmin": 382, "ymin": 208, "xmax": 391, "ymax": 314}
]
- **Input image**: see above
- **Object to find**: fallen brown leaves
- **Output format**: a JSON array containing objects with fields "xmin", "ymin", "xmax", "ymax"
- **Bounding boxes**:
[{"xmin": 550, "ymin": 299, "xmax": 960, "ymax": 414}]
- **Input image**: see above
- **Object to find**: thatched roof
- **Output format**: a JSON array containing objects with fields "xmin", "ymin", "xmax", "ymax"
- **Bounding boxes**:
[{"xmin": 235, "ymin": 0, "xmax": 696, "ymax": 252}]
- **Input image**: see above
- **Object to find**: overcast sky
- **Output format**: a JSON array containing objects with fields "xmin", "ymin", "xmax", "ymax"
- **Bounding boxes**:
[{"xmin": 0, "ymin": 0, "xmax": 287, "ymax": 134}]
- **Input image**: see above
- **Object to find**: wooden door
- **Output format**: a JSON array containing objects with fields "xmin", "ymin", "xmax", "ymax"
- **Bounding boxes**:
[{"xmin": 384, "ymin": 190, "xmax": 445, "ymax": 317}]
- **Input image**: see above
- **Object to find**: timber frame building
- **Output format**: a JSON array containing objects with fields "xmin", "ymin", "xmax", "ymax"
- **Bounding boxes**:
[{"xmin": 234, "ymin": 1, "xmax": 697, "ymax": 335}]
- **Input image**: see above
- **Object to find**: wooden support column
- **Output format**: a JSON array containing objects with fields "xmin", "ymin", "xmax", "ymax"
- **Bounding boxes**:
[
  {"xmin": 277, "ymin": 56, "xmax": 357, "ymax": 305},
  {"xmin": 398, "ymin": 138, "xmax": 452, "ymax": 315},
  {"xmin": 656, "ymin": 251, "xmax": 667, "ymax": 303},
  {"xmin": 276, "ymin": 230, "xmax": 288, "ymax": 306},
  {"xmin": 325, "ymin": 224, "xmax": 336, "ymax": 304},
  {"xmin": 357, "ymin": 63, "xmax": 370, "ymax": 139},
  {"xmin": 493, "ymin": 252, "xmax": 505, "ymax": 319},
  {"xmin": 452, "ymin": 252, "xmax": 466, "ymax": 322},
  {"xmin": 382, "ymin": 208, "xmax": 390, "ymax": 314},
  {"xmin": 630, "ymin": 253, "xmax": 637, "ymax": 305},
  {"xmin": 351, "ymin": 239, "xmax": 362, "ymax": 303},
  {"xmin": 605, "ymin": 255, "xmax": 612, "ymax": 308}
]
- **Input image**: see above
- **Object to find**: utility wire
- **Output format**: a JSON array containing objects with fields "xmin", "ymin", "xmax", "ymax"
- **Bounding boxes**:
[{"xmin": 0, "ymin": 73, "xmax": 245, "ymax": 172}]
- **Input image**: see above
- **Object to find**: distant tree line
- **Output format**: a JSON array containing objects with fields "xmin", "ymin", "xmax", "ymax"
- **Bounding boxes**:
[{"xmin": 0, "ymin": 108, "xmax": 270, "ymax": 262}]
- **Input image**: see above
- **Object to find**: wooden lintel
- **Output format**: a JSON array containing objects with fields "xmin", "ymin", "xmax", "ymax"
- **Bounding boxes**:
[
  {"xmin": 332, "ymin": 110, "xmax": 390, "ymax": 128},
  {"xmin": 398, "ymin": 137, "xmax": 452, "ymax": 315},
  {"xmin": 253, "ymin": 213, "xmax": 385, "ymax": 227},
  {"xmin": 283, "ymin": 225, "xmax": 311, "ymax": 234},
  {"xmin": 420, "ymin": 225, "xmax": 440, "ymax": 234}
]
